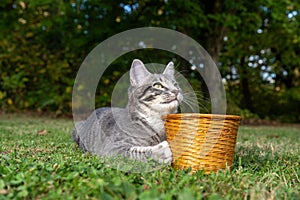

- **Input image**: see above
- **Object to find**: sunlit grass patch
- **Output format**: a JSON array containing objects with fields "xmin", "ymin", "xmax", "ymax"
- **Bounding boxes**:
[{"xmin": 0, "ymin": 115, "xmax": 299, "ymax": 199}]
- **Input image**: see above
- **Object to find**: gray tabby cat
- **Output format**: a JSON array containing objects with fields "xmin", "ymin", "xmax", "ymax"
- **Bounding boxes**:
[{"xmin": 72, "ymin": 59, "xmax": 183, "ymax": 164}]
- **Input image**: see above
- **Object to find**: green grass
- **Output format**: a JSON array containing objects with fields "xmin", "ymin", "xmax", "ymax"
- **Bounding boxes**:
[{"xmin": 0, "ymin": 114, "xmax": 299, "ymax": 200}]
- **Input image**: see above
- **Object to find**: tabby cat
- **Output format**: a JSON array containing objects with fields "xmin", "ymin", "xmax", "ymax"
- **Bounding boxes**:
[{"xmin": 72, "ymin": 59, "xmax": 183, "ymax": 164}]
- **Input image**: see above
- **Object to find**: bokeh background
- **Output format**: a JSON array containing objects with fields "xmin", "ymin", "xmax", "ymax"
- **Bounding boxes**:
[{"xmin": 0, "ymin": 0, "xmax": 299, "ymax": 123}]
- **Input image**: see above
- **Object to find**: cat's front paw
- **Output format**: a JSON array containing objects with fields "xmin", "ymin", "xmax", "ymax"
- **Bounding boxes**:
[{"xmin": 151, "ymin": 141, "xmax": 172, "ymax": 164}]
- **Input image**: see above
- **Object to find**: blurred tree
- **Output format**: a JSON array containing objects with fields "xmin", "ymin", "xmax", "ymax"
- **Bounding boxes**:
[
  {"xmin": 220, "ymin": 0, "xmax": 300, "ymax": 120},
  {"xmin": 0, "ymin": 0, "xmax": 299, "ymax": 121}
]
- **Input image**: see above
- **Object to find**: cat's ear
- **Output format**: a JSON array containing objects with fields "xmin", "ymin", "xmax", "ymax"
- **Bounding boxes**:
[
  {"xmin": 163, "ymin": 61, "xmax": 175, "ymax": 77},
  {"xmin": 130, "ymin": 59, "xmax": 151, "ymax": 86}
]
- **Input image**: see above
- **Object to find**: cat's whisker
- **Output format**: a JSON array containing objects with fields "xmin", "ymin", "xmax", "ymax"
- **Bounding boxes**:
[
  {"xmin": 183, "ymin": 91, "xmax": 210, "ymax": 102},
  {"xmin": 183, "ymin": 100, "xmax": 199, "ymax": 109},
  {"xmin": 180, "ymin": 100, "xmax": 199, "ymax": 113},
  {"xmin": 181, "ymin": 92, "xmax": 210, "ymax": 113},
  {"xmin": 180, "ymin": 95, "xmax": 200, "ymax": 111}
]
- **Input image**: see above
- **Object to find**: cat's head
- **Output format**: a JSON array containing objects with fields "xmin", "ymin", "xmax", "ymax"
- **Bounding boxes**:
[{"xmin": 128, "ymin": 59, "xmax": 183, "ymax": 115}]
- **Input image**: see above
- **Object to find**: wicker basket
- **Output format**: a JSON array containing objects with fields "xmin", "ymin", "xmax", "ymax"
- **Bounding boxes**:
[{"xmin": 162, "ymin": 113, "xmax": 241, "ymax": 174}]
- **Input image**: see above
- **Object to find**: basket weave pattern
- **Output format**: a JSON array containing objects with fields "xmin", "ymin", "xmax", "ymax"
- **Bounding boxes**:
[{"xmin": 163, "ymin": 114, "xmax": 241, "ymax": 174}]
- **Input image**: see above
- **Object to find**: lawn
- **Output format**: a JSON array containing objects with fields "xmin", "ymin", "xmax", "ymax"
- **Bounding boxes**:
[{"xmin": 0, "ymin": 114, "xmax": 299, "ymax": 199}]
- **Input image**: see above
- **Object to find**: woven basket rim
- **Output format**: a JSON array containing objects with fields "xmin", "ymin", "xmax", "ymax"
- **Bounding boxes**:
[{"xmin": 162, "ymin": 113, "xmax": 241, "ymax": 120}]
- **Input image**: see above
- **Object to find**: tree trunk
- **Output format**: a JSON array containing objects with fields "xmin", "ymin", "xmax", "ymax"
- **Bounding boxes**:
[
  {"xmin": 239, "ymin": 57, "xmax": 253, "ymax": 112},
  {"xmin": 202, "ymin": 0, "xmax": 227, "ymax": 65}
]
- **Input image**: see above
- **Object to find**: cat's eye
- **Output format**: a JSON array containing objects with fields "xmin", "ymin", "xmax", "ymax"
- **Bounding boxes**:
[{"xmin": 153, "ymin": 83, "xmax": 164, "ymax": 89}]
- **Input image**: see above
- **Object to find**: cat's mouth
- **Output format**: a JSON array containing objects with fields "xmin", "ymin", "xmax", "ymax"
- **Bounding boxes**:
[
  {"xmin": 162, "ymin": 93, "xmax": 183, "ymax": 104},
  {"xmin": 162, "ymin": 99, "xmax": 178, "ymax": 104}
]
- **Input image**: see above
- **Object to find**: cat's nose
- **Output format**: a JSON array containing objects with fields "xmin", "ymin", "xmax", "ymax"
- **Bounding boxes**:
[{"xmin": 171, "ymin": 90, "xmax": 179, "ymax": 95}]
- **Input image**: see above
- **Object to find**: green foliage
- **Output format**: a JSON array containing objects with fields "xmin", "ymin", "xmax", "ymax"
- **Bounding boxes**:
[
  {"xmin": 0, "ymin": 0, "xmax": 299, "ymax": 122},
  {"xmin": 0, "ymin": 115, "xmax": 299, "ymax": 199},
  {"xmin": 220, "ymin": 0, "xmax": 300, "ymax": 122},
  {"xmin": 278, "ymin": 87, "xmax": 300, "ymax": 122}
]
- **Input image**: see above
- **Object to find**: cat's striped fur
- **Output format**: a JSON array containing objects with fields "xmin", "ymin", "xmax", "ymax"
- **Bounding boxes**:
[{"xmin": 72, "ymin": 59, "xmax": 183, "ymax": 164}]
